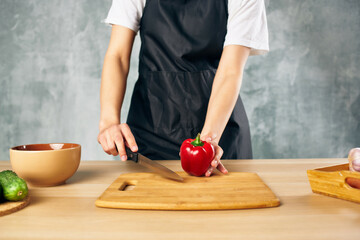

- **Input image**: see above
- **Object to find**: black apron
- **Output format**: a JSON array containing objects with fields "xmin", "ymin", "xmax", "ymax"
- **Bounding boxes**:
[{"xmin": 127, "ymin": 0, "xmax": 252, "ymax": 160}]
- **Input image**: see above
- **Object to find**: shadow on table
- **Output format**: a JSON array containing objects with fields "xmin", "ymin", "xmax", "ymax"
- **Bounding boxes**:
[
  {"xmin": 28, "ymin": 194, "xmax": 42, "ymax": 206},
  {"xmin": 293, "ymin": 194, "xmax": 360, "ymax": 214},
  {"xmin": 67, "ymin": 170, "xmax": 102, "ymax": 184}
]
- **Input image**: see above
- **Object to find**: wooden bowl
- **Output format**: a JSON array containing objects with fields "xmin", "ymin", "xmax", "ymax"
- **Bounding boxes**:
[{"xmin": 9, "ymin": 143, "xmax": 81, "ymax": 187}]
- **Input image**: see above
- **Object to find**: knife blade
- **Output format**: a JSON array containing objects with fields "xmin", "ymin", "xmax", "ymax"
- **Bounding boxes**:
[{"xmin": 125, "ymin": 147, "xmax": 184, "ymax": 182}]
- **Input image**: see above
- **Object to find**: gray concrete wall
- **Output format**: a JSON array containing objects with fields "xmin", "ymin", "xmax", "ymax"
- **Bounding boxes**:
[{"xmin": 1, "ymin": 0, "xmax": 359, "ymax": 160}]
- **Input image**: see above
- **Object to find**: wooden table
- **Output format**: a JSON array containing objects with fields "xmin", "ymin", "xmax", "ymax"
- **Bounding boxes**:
[{"xmin": 0, "ymin": 159, "xmax": 359, "ymax": 240}]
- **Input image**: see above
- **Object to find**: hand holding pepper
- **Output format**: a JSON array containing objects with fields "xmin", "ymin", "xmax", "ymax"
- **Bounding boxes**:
[
  {"xmin": 200, "ymin": 133, "xmax": 228, "ymax": 177},
  {"xmin": 180, "ymin": 133, "xmax": 228, "ymax": 177}
]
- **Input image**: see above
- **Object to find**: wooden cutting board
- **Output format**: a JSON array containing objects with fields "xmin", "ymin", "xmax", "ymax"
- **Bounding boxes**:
[
  {"xmin": 95, "ymin": 172, "xmax": 280, "ymax": 210},
  {"xmin": 0, "ymin": 195, "xmax": 30, "ymax": 216}
]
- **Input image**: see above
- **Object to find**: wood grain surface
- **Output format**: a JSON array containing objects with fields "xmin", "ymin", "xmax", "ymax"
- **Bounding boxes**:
[
  {"xmin": 1, "ymin": 158, "xmax": 360, "ymax": 240},
  {"xmin": 96, "ymin": 172, "xmax": 280, "ymax": 210}
]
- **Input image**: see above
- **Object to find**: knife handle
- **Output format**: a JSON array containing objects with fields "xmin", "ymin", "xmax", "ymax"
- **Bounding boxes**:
[{"xmin": 125, "ymin": 146, "xmax": 139, "ymax": 163}]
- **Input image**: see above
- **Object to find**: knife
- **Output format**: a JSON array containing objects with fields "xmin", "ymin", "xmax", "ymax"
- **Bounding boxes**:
[{"xmin": 124, "ymin": 146, "xmax": 184, "ymax": 182}]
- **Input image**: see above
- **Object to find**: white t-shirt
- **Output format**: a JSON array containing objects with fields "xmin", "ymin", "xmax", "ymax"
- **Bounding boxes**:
[{"xmin": 105, "ymin": 0, "xmax": 269, "ymax": 55}]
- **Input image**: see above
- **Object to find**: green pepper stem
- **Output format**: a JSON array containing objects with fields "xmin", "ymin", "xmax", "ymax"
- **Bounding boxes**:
[{"xmin": 191, "ymin": 133, "xmax": 204, "ymax": 147}]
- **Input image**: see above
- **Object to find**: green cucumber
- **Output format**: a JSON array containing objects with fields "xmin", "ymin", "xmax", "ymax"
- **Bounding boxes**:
[
  {"xmin": 0, "ymin": 170, "xmax": 28, "ymax": 201},
  {"xmin": 0, "ymin": 184, "xmax": 5, "ymax": 203}
]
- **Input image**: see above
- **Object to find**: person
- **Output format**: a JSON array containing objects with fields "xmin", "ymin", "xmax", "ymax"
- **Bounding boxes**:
[{"xmin": 98, "ymin": 0, "xmax": 269, "ymax": 177}]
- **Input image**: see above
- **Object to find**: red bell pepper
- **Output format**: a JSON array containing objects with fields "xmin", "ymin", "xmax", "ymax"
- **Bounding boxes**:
[{"xmin": 180, "ymin": 133, "xmax": 215, "ymax": 176}]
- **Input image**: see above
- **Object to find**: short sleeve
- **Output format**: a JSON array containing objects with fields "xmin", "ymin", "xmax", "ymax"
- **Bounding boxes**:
[
  {"xmin": 104, "ymin": 0, "xmax": 145, "ymax": 33},
  {"xmin": 224, "ymin": 0, "xmax": 269, "ymax": 56}
]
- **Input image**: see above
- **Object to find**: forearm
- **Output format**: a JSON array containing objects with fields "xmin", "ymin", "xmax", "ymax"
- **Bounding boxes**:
[
  {"xmin": 201, "ymin": 72, "xmax": 243, "ymax": 142},
  {"xmin": 99, "ymin": 54, "xmax": 129, "ymax": 132},
  {"xmin": 201, "ymin": 45, "xmax": 250, "ymax": 143}
]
